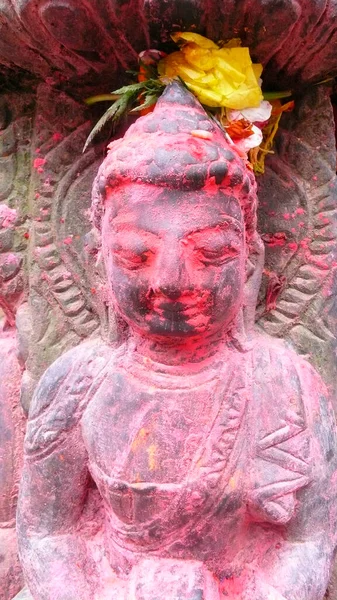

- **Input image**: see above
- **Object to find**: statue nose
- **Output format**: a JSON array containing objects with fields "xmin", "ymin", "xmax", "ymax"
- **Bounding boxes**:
[
  {"xmin": 153, "ymin": 244, "xmax": 187, "ymax": 299},
  {"xmin": 158, "ymin": 283, "xmax": 181, "ymax": 300}
]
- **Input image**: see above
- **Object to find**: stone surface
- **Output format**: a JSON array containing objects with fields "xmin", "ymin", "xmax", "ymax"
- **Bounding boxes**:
[
  {"xmin": 0, "ymin": 205, "xmax": 26, "ymax": 599},
  {"xmin": 17, "ymin": 83, "xmax": 337, "ymax": 600},
  {"xmin": 0, "ymin": 1, "xmax": 337, "ymax": 90},
  {"xmin": 21, "ymin": 83, "xmax": 103, "ymax": 409},
  {"xmin": 256, "ymin": 86, "xmax": 337, "ymax": 401},
  {"xmin": 0, "ymin": 85, "xmax": 107, "ymax": 411},
  {"xmin": 0, "ymin": 2, "xmax": 336, "ymax": 598},
  {"xmin": 0, "ymin": 1, "xmax": 336, "ymax": 407},
  {"xmin": 0, "ymin": 336, "xmax": 25, "ymax": 600}
]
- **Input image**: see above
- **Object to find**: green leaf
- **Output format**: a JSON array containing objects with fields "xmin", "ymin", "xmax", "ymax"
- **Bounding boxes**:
[
  {"xmin": 83, "ymin": 95, "xmax": 130, "ymax": 152},
  {"xmin": 263, "ymin": 90, "xmax": 292, "ymax": 100},
  {"xmin": 110, "ymin": 82, "xmax": 146, "ymax": 96},
  {"xmin": 314, "ymin": 76, "xmax": 334, "ymax": 86},
  {"xmin": 130, "ymin": 94, "xmax": 158, "ymax": 113},
  {"xmin": 144, "ymin": 79, "xmax": 165, "ymax": 93},
  {"xmin": 84, "ymin": 93, "xmax": 121, "ymax": 105},
  {"xmin": 83, "ymin": 78, "xmax": 166, "ymax": 151}
]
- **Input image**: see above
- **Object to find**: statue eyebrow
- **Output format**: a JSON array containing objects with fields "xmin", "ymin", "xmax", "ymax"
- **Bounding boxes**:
[
  {"xmin": 111, "ymin": 217, "xmax": 243, "ymax": 238},
  {"xmin": 111, "ymin": 223, "xmax": 160, "ymax": 238},
  {"xmin": 186, "ymin": 218, "xmax": 244, "ymax": 237}
]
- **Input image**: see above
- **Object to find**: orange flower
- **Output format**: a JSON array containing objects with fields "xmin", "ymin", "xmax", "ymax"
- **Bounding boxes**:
[{"xmin": 225, "ymin": 118, "xmax": 255, "ymax": 140}]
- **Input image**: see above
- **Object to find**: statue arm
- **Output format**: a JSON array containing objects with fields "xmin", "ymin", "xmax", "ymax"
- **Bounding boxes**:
[
  {"xmin": 233, "ymin": 536, "xmax": 334, "ymax": 600},
  {"xmin": 17, "ymin": 437, "xmax": 93, "ymax": 600},
  {"xmin": 17, "ymin": 343, "xmax": 109, "ymax": 600},
  {"xmin": 236, "ymin": 359, "xmax": 337, "ymax": 600}
]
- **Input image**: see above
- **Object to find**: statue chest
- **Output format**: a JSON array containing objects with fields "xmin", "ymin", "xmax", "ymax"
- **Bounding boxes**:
[
  {"xmin": 81, "ymin": 358, "xmax": 249, "ymax": 549},
  {"xmin": 82, "ymin": 368, "xmax": 225, "ymax": 484}
]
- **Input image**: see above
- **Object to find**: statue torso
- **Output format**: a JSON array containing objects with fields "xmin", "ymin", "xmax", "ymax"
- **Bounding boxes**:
[
  {"xmin": 24, "ymin": 336, "xmax": 327, "ymax": 583},
  {"xmin": 81, "ymin": 344, "xmax": 250, "ymax": 560}
]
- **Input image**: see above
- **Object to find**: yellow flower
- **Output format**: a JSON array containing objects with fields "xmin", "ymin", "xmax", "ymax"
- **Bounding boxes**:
[{"xmin": 158, "ymin": 32, "xmax": 263, "ymax": 110}]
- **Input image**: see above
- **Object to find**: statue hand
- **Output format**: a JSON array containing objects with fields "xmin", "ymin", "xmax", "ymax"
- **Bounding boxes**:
[
  {"xmin": 223, "ymin": 574, "xmax": 288, "ymax": 600},
  {"xmin": 127, "ymin": 557, "xmax": 221, "ymax": 599}
]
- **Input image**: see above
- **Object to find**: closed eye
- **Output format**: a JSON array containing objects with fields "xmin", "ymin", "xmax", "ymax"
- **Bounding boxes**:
[
  {"xmin": 112, "ymin": 248, "xmax": 153, "ymax": 270},
  {"xmin": 197, "ymin": 245, "xmax": 239, "ymax": 265}
]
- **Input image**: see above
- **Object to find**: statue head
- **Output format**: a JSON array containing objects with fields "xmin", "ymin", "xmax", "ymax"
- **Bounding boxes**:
[{"xmin": 92, "ymin": 82, "xmax": 263, "ymax": 345}]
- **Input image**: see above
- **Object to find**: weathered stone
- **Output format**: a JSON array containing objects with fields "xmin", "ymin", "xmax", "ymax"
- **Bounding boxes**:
[
  {"xmin": 0, "ymin": 2, "xmax": 336, "ymax": 598},
  {"xmin": 0, "ymin": 206, "xmax": 26, "ymax": 600},
  {"xmin": 17, "ymin": 83, "xmax": 337, "ymax": 600},
  {"xmin": 0, "ymin": 1, "xmax": 337, "ymax": 90}
]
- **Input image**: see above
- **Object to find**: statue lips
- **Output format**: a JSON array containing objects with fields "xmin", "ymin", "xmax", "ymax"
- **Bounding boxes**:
[{"xmin": 149, "ymin": 292, "xmax": 211, "ymax": 321}]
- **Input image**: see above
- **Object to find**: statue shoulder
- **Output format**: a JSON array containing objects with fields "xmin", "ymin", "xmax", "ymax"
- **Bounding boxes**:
[
  {"xmin": 25, "ymin": 339, "xmax": 115, "ymax": 455},
  {"xmin": 250, "ymin": 333, "xmax": 335, "ymax": 440},
  {"xmin": 251, "ymin": 334, "xmax": 325, "ymax": 394}
]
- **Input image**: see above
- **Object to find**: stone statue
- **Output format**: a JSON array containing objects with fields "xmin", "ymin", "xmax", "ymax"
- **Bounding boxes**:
[
  {"xmin": 17, "ymin": 82, "xmax": 337, "ymax": 600},
  {"xmin": 0, "ymin": 204, "xmax": 25, "ymax": 599}
]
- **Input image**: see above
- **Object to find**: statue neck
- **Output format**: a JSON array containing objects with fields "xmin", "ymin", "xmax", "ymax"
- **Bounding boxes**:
[{"xmin": 129, "ymin": 328, "xmax": 231, "ymax": 367}]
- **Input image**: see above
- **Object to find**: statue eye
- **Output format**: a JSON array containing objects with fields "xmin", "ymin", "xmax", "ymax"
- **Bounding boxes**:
[
  {"xmin": 113, "ymin": 249, "xmax": 153, "ymax": 270},
  {"xmin": 198, "ymin": 244, "xmax": 239, "ymax": 265}
]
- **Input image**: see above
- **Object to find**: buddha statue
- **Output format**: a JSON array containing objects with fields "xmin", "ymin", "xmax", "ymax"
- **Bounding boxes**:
[{"xmin": 17, "ymin": 82, "xmax": 337, "ymax": 600}]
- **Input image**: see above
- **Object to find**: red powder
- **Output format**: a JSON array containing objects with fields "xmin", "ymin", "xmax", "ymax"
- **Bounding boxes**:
[
  {"xmin": 52, "ymin": 132, "xmax": 63, "ymax": 142},
  {"xmin": 62, "ymin": 237, "xmax": 73, "ymax": 245},
  {"xmin": 33, "ymin": 158, "xmax": 46, "ymax": 170},
  {"xmin": 262, "ymin": 232, "xmax": 287, "ymax": 247}
]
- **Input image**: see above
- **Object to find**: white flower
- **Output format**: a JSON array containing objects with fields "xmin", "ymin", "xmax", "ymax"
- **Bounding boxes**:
[
  {"xmin": 228, "ymin": 100, "xmax": 272, "ymax": 124},
  {"xmin": 234, "ymin": 124, "xmax": 263, "ymax": 151}
]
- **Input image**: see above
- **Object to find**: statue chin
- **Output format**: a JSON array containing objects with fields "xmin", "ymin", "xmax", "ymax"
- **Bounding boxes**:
[{"xmin": 16, "ymin": 81, "xmax": 337, "ymax": 600}]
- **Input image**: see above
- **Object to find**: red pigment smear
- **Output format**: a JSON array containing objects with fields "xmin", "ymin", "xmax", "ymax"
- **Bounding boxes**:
[
  {"xmin": 33, "ymin": 158, "xmax": 46, "ymax": 170},
  {"xmin": 52, "ymin": 132, "xmax": 63, "ymax": 142},
  {"xmin": 300, "ymin": 238, "xmax": 310, "ymax": 248},
  {"xmin": 262, "ymin": 232, "xmax": 287, "ymax": 247},
  {"xmin": 62, "ymin": 237, "xmax": 73, "ymax": 245},
  {"xmin": 185, "ymin": 137, "xmax": 210, "ymax": 161},
  {"xmin": 202, "ymin": 177, "xmax": 224, "ymax": 196},
  {"xmin": 265, "ymin": 272, "xmax": 287, "ymax": 311},
  {"xmin": 306, "ymin": 253, "xmax": 330, "ymax": 270}
]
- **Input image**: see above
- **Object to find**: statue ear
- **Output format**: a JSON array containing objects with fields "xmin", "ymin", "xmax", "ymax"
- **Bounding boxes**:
[{"xmin": 243, "ymin": 232, "xmax": 265, "ymax": 336}]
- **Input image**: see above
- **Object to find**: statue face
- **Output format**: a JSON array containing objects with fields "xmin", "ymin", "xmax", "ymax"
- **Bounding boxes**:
[{"xmin": 102, "ymin": 183, "xmax": 246, "ymax": 339}]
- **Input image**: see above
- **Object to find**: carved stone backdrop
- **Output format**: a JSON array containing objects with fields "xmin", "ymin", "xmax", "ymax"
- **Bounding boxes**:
[
  {"xmin": 1, "ymin": 1, "xmax": 337, "ymax": 599},
  {"xmin": 257, "ymin": 87, "xmax": 337, "ymax": 399},
  {"xmin": 0, "ymin": 0, "xmax": 336, "ymax": 402},
  {"xmin": 21, "ymin": 84, "xmax": 102, "ymax": 410}
]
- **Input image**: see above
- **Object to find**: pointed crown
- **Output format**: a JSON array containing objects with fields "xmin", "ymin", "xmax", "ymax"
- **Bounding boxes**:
[{"xmin": 92, "ymin": 81, "xmax": 257, "ymax": 245}]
